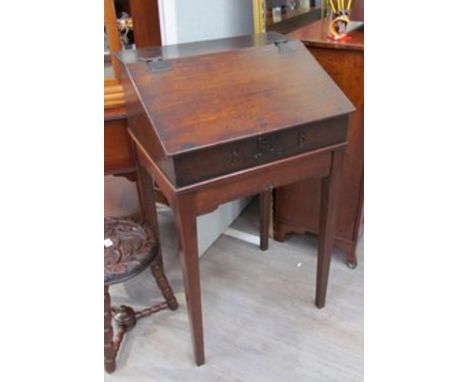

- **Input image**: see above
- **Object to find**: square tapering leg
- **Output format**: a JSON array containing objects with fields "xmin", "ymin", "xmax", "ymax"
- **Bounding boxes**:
[
  {"xmin": 259, "ymin": 190, "xmax": 271, "ymax": 251},
  {"xmin": 174, "ymin": 197, "xmax": 205, "ymax": 366},
  {"xmin": 315, "ymin": 150, "xmax": 344, "ymax": 308}
]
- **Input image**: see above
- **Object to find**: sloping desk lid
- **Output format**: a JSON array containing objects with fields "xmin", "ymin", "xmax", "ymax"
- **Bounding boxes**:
[{"xmin": 117, "ymin": 35, "xmax": 354, "ymax": 157}]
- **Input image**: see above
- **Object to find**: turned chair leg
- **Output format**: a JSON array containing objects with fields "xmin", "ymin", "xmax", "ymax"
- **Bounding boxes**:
[
  {"xmin": 150, "ymin": 253, "xmax": 179, "ymax": 311},
  {"xmin": 104, "ymin": 286, "xmax": 117, "ymax": 373}
]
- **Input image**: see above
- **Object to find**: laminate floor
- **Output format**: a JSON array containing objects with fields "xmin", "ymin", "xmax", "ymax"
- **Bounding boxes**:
[{"xmin": 105, "ymin": 198, "xmax": 364, "ymax": 382}]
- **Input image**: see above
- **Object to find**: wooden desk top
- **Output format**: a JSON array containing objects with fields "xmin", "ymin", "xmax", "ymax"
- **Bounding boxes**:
[
  {"xmin": 118, "ymin": 36, "xmax": 354, "ymax": 157},
  {"xmin": 118, "ymin": 33, "xmax": 354, "ymax": 187},
  {"xmin": 118, "ymin": 33, "xmax": 283, "ymax": 64},
  {"xmin": 288, "ymin": 20, "xmax": 364, "ymax": 52}
]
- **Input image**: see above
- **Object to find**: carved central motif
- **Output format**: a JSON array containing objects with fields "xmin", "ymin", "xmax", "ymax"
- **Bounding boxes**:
[
  {"xmin": 253, "ymin": 136, "xmax": 284, "ymax": 160},
  {"xmin": 298, "ymin": 129, "xmax": 307, "ymax": 147},
  {"xmin": 231, "ymin": 148, "xmax": 241, "ymax": 164}
]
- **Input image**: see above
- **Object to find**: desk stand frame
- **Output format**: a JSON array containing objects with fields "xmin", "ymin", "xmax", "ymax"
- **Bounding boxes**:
[{"xmin": 131, "ymin": 132, "xmax": 345, "ymax": 366}]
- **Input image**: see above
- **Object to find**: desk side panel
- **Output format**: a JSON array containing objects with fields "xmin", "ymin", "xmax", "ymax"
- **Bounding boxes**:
[
  {"xmin": 104, "ymin": 116, "xmax": 135, "ymax": 175},
  {"xmin": 119, "ymin": 64, "xmax": 176, "ymax": 185}
]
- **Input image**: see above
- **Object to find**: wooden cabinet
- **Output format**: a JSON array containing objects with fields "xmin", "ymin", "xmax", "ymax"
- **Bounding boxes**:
[
  {"xmin": 274, "ymin": 20, "xmax": 364, "ymax": 267},
  {"xmin": 104, "ymin": 105, "xmax": 135, "ymax": 176}
]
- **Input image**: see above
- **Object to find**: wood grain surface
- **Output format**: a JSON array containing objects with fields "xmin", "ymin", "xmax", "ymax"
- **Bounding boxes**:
[{"xmin": 121, "ymin": 40, "xmax": 354, "ymax": 155}]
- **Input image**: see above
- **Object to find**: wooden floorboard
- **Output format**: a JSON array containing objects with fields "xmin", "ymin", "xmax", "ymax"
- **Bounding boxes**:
[{"xmin": 105, "ymin": 199, "xmax": 363, "ymax": 381}]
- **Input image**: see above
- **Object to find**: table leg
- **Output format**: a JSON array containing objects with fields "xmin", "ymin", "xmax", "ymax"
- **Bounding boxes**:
[
  {"xmin": 173, "ymin": 197, "xmax": 205, "ymax": 366},
  {"xmin": 136, "ymin": 161, "xmax": 159, "ymax": 230},
  {"xmin": 315, "ymin": 150, "xmax": 344, "ymax": 309},
  {"xmin": 104, "ymin": 285, "xmax": 116, "ymax": 373},
  {"xmin": 259, "ymin": 190, "xmax": 271, "ymax": 251},
  {"xmin": 335, "ymin": 238, "xmax": 358, "ymax": 269},
  {"xmin": 345, "ymin": 247, "xmax": 358, "ymax": 269}
]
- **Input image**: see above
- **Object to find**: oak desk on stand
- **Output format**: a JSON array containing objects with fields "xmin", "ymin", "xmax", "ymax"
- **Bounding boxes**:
[{"xmin": 117, "ymin": 33, "xmax": 354, "ymax": 366}]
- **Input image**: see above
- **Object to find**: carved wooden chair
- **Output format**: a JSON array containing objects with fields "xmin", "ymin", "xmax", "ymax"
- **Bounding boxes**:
[{"xmin": 104, "ymin": 216, "xmax": 178, "ymax": 373}]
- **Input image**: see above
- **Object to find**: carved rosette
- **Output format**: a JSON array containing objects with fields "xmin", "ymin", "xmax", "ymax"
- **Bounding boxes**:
[{"xmin": 104, "ymin": 217, "xmax": 157, "ymax": 285}]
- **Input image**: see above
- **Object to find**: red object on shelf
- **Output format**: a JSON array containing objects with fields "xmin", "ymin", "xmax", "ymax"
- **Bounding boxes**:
[{"xmin": 327, "ymin": 34, "xmax": 352, "ymax": 42}]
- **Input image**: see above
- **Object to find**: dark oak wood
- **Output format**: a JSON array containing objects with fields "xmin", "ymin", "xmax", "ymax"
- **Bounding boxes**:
[
  {"xmin": 122, "ymin": 42, "xmax": 351, "ymax": 154},
  {"xmin": 104, "ymin": 35, "xmax": 290, "ymax": 200},
  {"xmin": 260, "ymin": 190, "xmax": 271, "ymax": 251},
  {"xmin": 316, "ymin": 150, "xmax": 344, "ymax": 308},
  {"xmin": 117, "ymin": 33, "xmax": 354, "ymax": 366},
  {"xmin": 172, "ymin": 193, "xmax": 205, "ymax": 366},
  {"xmin": 104, "ymin": 34, "xmax": 288, "ymax": 192},
  {"xmin": 274, "ymin": 20, "xmax": 364, "ymax": 268},
  {"xmin": 119, "ymin": 39, "xmax": 352, "ymax": 188}
]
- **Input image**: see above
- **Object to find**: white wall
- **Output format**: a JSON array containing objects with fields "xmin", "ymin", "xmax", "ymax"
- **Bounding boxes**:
[
  {"xmin": 158, "ymin": 0, "xmax": 255, "ymax": 256},
  {"xmin": 159, "ymin": 0, "xmax": 254, "ymax": 45}
]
